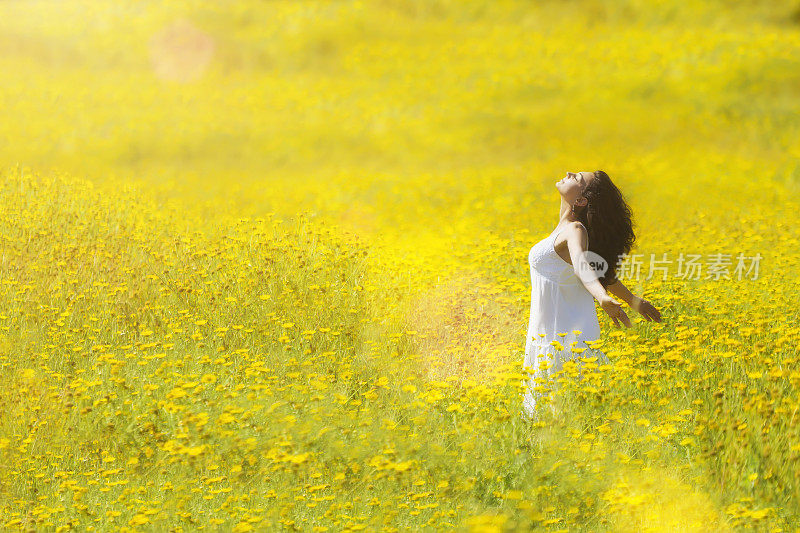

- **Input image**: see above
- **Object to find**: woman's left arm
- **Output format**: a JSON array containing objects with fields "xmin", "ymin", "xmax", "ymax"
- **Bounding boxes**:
[{"xmin": 565, "ymin": 224, "xmax": 631, "ymax": 327}]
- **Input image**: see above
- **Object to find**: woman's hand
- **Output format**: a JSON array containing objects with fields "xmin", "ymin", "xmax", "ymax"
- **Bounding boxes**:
[
  {"xmin": 599, "ymin": 295, "xmax": 632, "ymax": 328},
  {"xmin": 630, "ymin": 296, "xmax": 663, "ymax": 322}
]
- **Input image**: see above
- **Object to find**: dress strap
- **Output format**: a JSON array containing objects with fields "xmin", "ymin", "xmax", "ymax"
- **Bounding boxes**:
[{"xmin": 551, "ymin": 220, "xmax": 586, "ymax": 240}]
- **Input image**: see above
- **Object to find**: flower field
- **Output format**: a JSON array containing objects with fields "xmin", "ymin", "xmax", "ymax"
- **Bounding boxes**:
[{"xmin": 1, "ymin": 0, "xmax": 800, "ymax": 530}]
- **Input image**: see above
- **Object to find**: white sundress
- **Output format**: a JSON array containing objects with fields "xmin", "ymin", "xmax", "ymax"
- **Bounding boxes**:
[{"xmin": 522, "ymin": 221, "xmax": 610, "ymax": 418}]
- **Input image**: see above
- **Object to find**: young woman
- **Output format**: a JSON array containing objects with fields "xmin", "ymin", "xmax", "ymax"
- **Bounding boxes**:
[{"xmin": 522, "ymin": 170, "xmax": 662, "ymax": 420}]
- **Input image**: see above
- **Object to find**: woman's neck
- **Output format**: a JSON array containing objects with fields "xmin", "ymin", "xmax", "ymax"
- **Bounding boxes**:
[{"xmin": 558, "ymin": 197, "xmax": 582, "ymax": 225}]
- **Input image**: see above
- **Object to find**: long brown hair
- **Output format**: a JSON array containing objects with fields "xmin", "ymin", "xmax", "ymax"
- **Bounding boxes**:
[{"xmin": 574, "ymin": 170, "xmax": 635, "ymax": 288}]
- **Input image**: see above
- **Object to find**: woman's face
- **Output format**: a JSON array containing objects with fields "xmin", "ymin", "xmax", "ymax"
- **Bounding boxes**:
[{"xmin": 556, "ymin": 171, "xmax": 593, "ymax": 205}]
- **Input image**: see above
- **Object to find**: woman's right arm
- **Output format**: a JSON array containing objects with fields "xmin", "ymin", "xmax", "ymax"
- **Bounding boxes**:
[
  {"xmin": 606, "ymin": 278, "xmax": 635, "ymax": 306},
  {"xmin": 607, "ymin": 278, "xmax": 663, "ymax": 322}
]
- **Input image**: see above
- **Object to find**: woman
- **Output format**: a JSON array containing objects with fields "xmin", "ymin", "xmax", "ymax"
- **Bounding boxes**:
[{"xmin": 522, "ymin": 170, "xmax": 662, "ymax": 420}]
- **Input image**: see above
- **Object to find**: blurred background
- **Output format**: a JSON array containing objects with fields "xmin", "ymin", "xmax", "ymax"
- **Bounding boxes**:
[{"xmin": 2, "ymin": 0, "xmax": 798, "ymax": 254}]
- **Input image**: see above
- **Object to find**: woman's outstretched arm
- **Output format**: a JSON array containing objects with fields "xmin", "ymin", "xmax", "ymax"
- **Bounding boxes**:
[
  {"xmin": 563, "ymin": 222, "xmax": 631, "ymax": 327},
  {"xmin": 606, "ymin": 278, "xmax": 634, "ymax": 306},
  {"xmin": 607, "ymin": 278, "xmax": 663, "ymax": 322}
]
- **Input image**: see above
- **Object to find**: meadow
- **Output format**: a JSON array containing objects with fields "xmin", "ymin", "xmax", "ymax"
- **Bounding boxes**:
[{"xmin": 1, "ymin": 0, "xmax": 800, "ymax": 530}]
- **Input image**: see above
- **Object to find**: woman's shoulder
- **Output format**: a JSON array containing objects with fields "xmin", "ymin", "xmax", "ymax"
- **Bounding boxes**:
[
  {"xmin": 553, "ymin": 220, "xmax": 588, "ymax": 247},
  {"xmin": 562, "ymin": 220, "xmax": 587, "ymax": 236}
]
